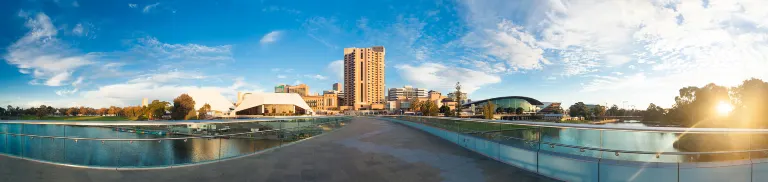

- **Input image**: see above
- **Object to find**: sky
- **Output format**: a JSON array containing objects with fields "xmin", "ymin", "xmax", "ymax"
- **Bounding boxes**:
[{"xmin": 2, "ymin": 0, "xmax": 768, "ymax": 109}]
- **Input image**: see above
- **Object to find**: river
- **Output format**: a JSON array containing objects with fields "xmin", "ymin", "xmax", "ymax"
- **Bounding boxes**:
[{"xmin": 0, "ymin": 121, "xmax": 341, "ymax": 167}]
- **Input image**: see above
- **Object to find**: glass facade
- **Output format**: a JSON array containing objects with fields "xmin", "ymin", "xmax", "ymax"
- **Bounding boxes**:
[{"xmin": 468, "ymin": 97, "xmax": 539, "ymax": 114}]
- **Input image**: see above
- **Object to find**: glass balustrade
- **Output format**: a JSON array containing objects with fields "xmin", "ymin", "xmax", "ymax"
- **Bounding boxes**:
[
  {"xmin": 0, "ymin": 116, "xmax": 351, "ymax": 168},
  {"xmin": 385, "ymin": 116, "xmax": 768, "ymax": 182}
]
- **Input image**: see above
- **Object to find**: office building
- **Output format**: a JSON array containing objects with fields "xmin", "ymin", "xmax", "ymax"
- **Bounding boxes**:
[
  {"xmin": 332, "ymin": 83, "xmax": 342, "ymax": 91},
  {"xmin": 388, "ymin": 86, "xmax": 427, "ymax": 101},
  {"xmin": 343, "ymin": 46, "xmax": 386, "ymax": 110},
  {"xmin": 274, "ymin": 84, "xmax": 310, "ymax": 96}
]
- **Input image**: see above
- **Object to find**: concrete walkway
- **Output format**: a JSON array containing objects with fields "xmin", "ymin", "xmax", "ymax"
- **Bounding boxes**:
[{"xmin": 0, "ymin": 117, "xmax": 555, "ymax": 182}]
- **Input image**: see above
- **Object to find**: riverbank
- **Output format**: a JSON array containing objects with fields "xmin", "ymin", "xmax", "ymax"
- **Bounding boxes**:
[{"xmin": 19, "ymin": 116, "xmax": 132, "ymax": 121}]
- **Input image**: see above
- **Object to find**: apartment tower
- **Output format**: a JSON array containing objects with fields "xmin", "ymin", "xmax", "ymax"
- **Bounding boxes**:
[{"xmin": 343, "ymin": 46, "xmax": 385, "ymax": 109}]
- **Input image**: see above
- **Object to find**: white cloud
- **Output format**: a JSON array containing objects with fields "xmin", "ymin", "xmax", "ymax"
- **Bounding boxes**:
[
  {"xmin": 72, "ymin": 23, "xmax": 83, "ymax": 35},
  {"xmin": 304, "ymin": 74, "xmax": 327, "ymax": 80},
  {"xmin": 143, "ymin": 3, "xmax": 159, "ymax": 13},
  {"xmin": 74, "ymin": 74, "xmax": 263, "ymax": 108},
  {"xmin": 458, "ymin": 0, "xmax": 768, "ymax": 105},
  {"xmin": 55, "ymin": 88, "xmax": 78, "ymax": 96},
  {"xmin": 133, "ymin": 36, "xmax": 233, "ymax": 61},
  {"xmin": 395, "ymin": 62, "xmax": 501, "ymax": 94},
  {"xmin": 260, "ymin": 30, "xmax": 283, "ymax": 45},
  {"xmin": 277, "ymin": 75, "xmax": 287, "ymax": 79},
  {"xmin": 4, "ymin": 13, "xmax": 95, "ymax": 86},
  {"xmin": 128, "ymin": 4, "xmax": 137, "ymax": 8},
  {"xmin": 326, "ymin": 60, "xmax": 343, "ymax": 81},
  {"xmin": 461, "ymin": 19, "xmax": 550, "ymax": 71},
  {"xmin": 128, "ymin": 70, "xmax": 205, "ymax": 84},
  {"xmin": 229, "ymin": 77, "xmax": 245, "ymax": 90}
]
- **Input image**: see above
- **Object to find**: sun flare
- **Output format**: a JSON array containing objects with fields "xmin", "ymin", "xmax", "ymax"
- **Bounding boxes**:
[{"xmin": 716, "ymin": 101, "xmax": 733, "ymax": 116}]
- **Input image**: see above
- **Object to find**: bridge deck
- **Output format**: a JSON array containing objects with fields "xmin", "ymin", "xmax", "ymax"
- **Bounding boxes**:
[{"xmin": 0, "ymin": 117, "xmax": 554, "ymax": 182}]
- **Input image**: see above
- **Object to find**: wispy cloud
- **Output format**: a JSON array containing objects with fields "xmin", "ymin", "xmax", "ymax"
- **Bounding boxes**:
[
  {"xmin": 132, "ymin": 36, "xmax": 233, "ymax": 62},
  {"xmin": 395, "ymin": 62, "xmax": 501, "ymax": 94},
  {"xmin": 4, "ymin": 13, "xmax": 95, "ymax": 86},
  {"xmin": 128, "ymin": 4, "xmax": 137, "ymax": 8},
  {"xmin": 260, "ymin": 30, "xmax": 283, "ymax": 45},
  {"xmin": 304, "ymin": 74, "xmax": 328, "ymax": 80},
  {"xmin": 326, "ymin": 60, "xmax": 343, "ymax": 81},
  {"xmin": 261, "ymin": 6, "xmax": 300, "ymax": 14},
  {"xmin": 143, "ymin": 3, "xmax": 159, "ymax": 13}
]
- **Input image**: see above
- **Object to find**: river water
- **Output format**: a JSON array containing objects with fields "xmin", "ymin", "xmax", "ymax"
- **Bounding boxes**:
[{"xmin": 0, "ymin": 120, "xmax": 343, "ymax": 167}]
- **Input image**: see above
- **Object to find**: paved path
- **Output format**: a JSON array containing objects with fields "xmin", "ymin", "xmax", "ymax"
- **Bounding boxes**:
[{"xmin": 0, "ymin": 117, "xmax": 555, "ymax": 182}]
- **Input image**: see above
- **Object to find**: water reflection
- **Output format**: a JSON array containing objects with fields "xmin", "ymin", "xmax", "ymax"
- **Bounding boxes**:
[{"xmin": 0, "ymin": 118, "xmax": 346, "ymax": 167}]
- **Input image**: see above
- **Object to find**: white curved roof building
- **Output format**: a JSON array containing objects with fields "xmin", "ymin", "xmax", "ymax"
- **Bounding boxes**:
[
  {"xmin": 187, "ymin": 89, "xmax": 236, "ymax": 115},
  {"xmin": 234, "ymin": 93, "xmax": 314, "ymax": 115}
]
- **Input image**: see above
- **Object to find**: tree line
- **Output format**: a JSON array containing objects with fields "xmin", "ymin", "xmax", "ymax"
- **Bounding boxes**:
[
  {"xmin": 566, "ymin": 102, "xmax": 643, "ymax": 120},
  {"xmin": 642, "ymin": 78, "xmax": 768, "ymax": 128},
  {"xmin": 0, "ymin": 93, "xmax": 213, "ymax": 121}
]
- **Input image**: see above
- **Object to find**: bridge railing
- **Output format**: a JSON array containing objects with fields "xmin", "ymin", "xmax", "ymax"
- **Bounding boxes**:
[
  {"xmin": 381, "ymin": 116, "xmax": 768, "ymax": 182},
  {"xmin": 0, "ymin": 116, "xmax": 351, "ymax": 169}
]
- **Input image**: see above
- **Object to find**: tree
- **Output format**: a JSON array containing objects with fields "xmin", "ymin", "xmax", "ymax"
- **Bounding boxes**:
[
  {"xmin": 421, "ymin": 101, "xmax": 439, "ymax": 116},
  {"xmin": 410, "ymin": 99, "xmax": 423, "ymax": 113},
  {"xmin": 644, "ymin": 103, "xmax": 665, "ymax": 121},
  {"xmin": 439, "ymin": 105, "xmax": 450, "ymax": 114},
  {"xmin": 172, "ymin": 94, "xmax": 196, "ymax": 120},
  {"xmin": 568, "ymin": 102, "xmax": 589, "ymax": 119},
  {"xmin": 78, "ymin": 106, "xmax": 87, "ymax": 116},
  {"xmin": 482, "ymin": 102, "xmax": 495, "ymax": 119},
  {"xmin": 147, "ymin": 100, "xmax": 170, "ymax": 120},
  {"xmin": 593, "ymin": 105, "xmax": 607, "ymax": 117},
  {"xmin": 553, "ymin": 106, "xmax": 564, "ymax": 114},
  {"xmin": 454, "ymin": 82, "xmax": 462, "ymax": 117},
  {"xmin": 515, "ymin": 107, "xmax": 524, "ymax": 115},
  {"xmin": 36, "ymin": 105, "xmax": 48, "ymax": 119},
  {"xmin": 496, "ymin": 107, "xmax": 504, "ymax": 114},
  {"xmin": 0, "ymin": 107, "xmax": 6, "ymax": 116},
  {"xmin": 198, "ymin": 103, "xmax": 212, "ymax": 119},
  {"xmin": 607, "ymin": 105, "xmax": 620, "ymax": 116}
]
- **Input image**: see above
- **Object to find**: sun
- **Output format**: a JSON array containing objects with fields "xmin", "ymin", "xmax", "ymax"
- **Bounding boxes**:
[{"xmin": 716, "ymin": 101, "xmax": 733, "ymax": 116}]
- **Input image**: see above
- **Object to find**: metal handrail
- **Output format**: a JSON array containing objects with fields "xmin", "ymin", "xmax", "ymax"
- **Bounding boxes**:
[
  {"xmin": 390, "ymin": 116, "xmax": 768, "ymax": 157},
  {"xmin": 418, "ymin": 116, "xmax": 768, "ymax": 133}
]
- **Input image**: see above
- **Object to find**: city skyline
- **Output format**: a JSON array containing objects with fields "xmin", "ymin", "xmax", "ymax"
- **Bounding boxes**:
[{"xmin": 2, "ymin": 0, "xmax": 768, "ymax": 109}]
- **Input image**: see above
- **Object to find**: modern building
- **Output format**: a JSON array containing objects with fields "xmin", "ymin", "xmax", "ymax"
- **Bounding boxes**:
[
  {"xmin": 388, "ymin": 86, "xmax": 427, "ymax": 101},
  {"xmin": 447, "ymin": 92, "xmax": 469, "ymax": 105},
  {"xmin": 274, "ymin": 84, "xmax": 310, "ymax": 96},
  {"xmin": 234, "ymin": 93, "xmax": 314, "ymax": 115},
  {"xmin": 332, "ymin": 83, "xmax": 342, "ymax": 91},
  {"xmin": 187, "ymin": 89, "xmax": 236, "ymax": 117},
  {"xmin": 538, "ymin": 102, "xmax": 563, "ymax": 114},
  {"xmin": 343, "ymin": 46, "xmax": 386, "ymax": 110},
  {"xmin": 462, "ymin": 96, "xmax": 544, "ymax": 116}
]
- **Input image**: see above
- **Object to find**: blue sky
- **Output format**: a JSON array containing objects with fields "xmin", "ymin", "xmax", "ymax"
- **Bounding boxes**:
[{"xmin": 2, "ymin": 0, "xmax": 768, "ymax": 109}]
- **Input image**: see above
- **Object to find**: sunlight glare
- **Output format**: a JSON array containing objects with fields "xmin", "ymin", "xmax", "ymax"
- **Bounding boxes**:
[{"xmin": 716, "ymin": 101, "xmax": 733, "ymax": 116}]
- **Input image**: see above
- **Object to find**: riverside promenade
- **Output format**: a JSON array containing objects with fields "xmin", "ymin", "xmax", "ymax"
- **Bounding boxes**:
[{"xmin": 0, "ymin": 117, "xmax": 553, "ymax": 182}]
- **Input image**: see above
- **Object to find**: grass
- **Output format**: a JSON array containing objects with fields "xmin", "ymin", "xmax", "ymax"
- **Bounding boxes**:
[{"xmin": 20, "ymin": 115, "xmax": 132, "ymax": 121}]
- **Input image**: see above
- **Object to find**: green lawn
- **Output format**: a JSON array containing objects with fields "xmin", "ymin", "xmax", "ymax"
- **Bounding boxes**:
[{"xmin": 20, "ymin": 115, "xmax": 132, "ymax": 121}]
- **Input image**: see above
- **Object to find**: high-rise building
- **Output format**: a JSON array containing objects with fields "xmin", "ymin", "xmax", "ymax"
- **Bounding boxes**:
[
  {"xmin": 274, "ymin": 84, "xmax": 310, "ymax": 96},
  {"xmin": 332, "ymin": 83, "xmax": 342, "ymax": 92},
  {"xmin": 343, "ymin": 46, "xmax": 386, "ymax": 110},
  {"xmin": 388, "ymin": 86, "xmax": 427, "ymax": 101},
  {"xmin": 141, "ymin": 98, "xmax": 148, "ymax": 107}
]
